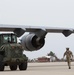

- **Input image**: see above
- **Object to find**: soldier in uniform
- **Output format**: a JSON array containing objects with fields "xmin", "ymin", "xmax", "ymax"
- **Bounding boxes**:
[{"xmin": 63, "ymin": 48, "xmax": 73, "ymax": 69}]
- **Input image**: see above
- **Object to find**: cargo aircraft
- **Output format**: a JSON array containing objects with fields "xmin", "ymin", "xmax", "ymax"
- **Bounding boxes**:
[{"xmin": 0, "ymin": 24, "xmax": 74, "ymax": 51}]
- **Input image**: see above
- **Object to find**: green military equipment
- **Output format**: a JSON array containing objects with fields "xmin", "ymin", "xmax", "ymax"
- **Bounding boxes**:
[{"xmin": 0, "ymin": 33, "xmax": 28, "ymax": 71}]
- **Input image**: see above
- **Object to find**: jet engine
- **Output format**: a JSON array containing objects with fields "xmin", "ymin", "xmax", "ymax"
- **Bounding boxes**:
[{"xmin": 21, "ymin": 34, "xmax": 45, "ymax": 51}]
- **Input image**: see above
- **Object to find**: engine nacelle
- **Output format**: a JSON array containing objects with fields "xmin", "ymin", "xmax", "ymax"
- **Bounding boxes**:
[{"xmin": 21, "ymin": 34, "xmax": 45, "ymax": 51}]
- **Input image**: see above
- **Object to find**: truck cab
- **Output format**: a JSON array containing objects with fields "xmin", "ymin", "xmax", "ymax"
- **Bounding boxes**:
[
  {"xmin": 0, "ymin": 33, "xmax": 28, "ymax": 71},
  {"xmin": 0, "ymin": 33, "xmax": 17, "ymax": 45}
]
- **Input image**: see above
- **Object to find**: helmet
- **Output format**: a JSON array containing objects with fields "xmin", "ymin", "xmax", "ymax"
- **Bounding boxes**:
[{"xmin": 66, "ymin": 47, "xmax": 69, "ymax": 50}]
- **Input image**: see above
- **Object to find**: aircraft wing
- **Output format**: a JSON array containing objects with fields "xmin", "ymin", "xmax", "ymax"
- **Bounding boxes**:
[
  {"xmin": 0, "ymin": 24, "xmax": 74, "ymax": 37},
  {"xmin": 0, "ymin": 24, "xmax": 74, "ymax": 51}
]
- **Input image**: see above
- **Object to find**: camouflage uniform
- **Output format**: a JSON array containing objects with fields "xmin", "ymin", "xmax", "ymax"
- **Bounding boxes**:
[{"xmin": 63, "ymin": 48, "xmax": 73, "ymax": 69}]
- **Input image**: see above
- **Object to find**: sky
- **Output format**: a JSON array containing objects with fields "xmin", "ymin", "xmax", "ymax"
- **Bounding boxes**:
[{"xmin": 0, "ymin": 0, "xmax": 74, "ymax": 59}]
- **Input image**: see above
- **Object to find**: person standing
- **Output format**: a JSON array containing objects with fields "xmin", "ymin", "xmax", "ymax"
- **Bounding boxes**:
[{"xmin": 63, "ymin": 48, "xmax": 73, "ymax": 69}]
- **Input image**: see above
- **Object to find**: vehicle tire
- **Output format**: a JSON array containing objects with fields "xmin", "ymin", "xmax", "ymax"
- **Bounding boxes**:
[
  {"xmin": 0, "ymin": 62, "xmax": 4, "ymax": 71},
  {"xmin": 0, "ymin": 55, "xmax": 4, "ymax": 71},
  {"xmin": 19, "ymin": 62, "xmax": 27, "ymax": 70},
  {"xmin": 10, "ymin": 65, "xmax": 17, "ymax": 70}
]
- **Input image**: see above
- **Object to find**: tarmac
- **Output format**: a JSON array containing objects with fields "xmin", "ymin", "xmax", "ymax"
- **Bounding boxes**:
[{"xmin": 0, "ymin": 62, "xmax": 74, "ymax": 75}]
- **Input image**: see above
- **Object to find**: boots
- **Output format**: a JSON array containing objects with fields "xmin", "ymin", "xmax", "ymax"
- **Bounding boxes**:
[{"xmin": 69, "ymin": 66, "xmax": 71, "ymax": 69}]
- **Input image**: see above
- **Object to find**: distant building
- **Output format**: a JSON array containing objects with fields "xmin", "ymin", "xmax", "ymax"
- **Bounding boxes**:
[{"xmin": 37, "ymin": 56, "xmax": 50, "ymax": 62}]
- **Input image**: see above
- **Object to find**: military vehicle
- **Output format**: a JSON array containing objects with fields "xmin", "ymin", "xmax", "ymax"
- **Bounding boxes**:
[{"xmin": 0, "ymin": 33, "xmax": 28, "ymax": 71}]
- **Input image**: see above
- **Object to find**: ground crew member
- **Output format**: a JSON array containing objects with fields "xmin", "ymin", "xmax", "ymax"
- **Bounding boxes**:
[{"xmin": 63, "ymin": 48, "xmax": 73, "ymax": 69}]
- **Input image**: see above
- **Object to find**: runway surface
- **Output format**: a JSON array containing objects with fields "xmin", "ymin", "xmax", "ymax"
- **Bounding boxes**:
[{"xmin": 0, "ymin": 62, "xmax": 74, "ymax": 75}]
